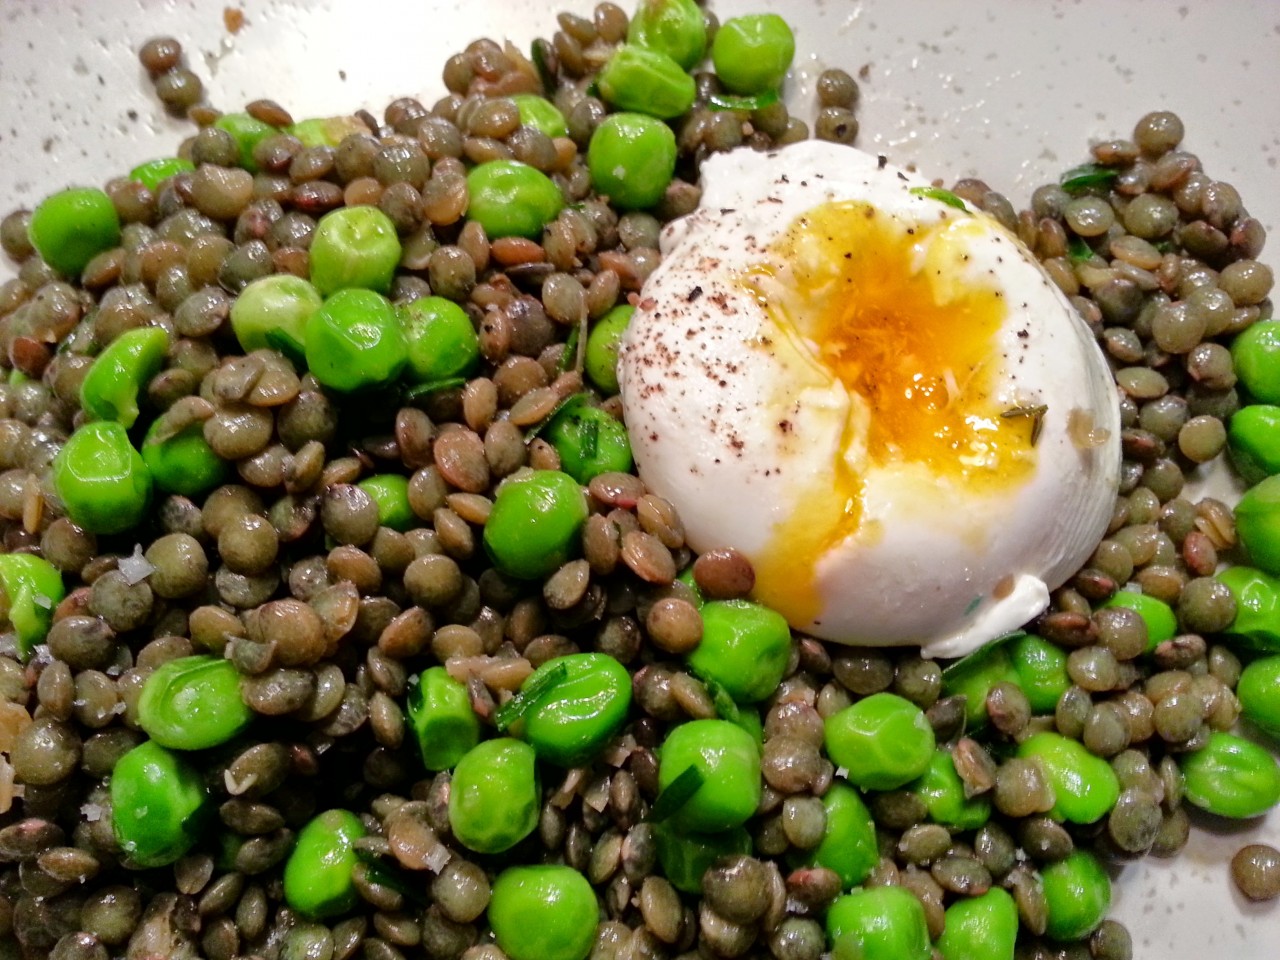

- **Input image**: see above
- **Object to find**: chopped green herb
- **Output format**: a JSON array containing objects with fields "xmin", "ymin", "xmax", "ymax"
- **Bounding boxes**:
[
  {"xmin": 1067, "ymin": 235, "xmax": 1094, "ymax": 263},
  {"xmin": 1059, "ymin": 163, "xmax": 1120, "ymax": 193},
  {"xmin": 403, "ymin": 377, "xmax": 467, "ymax": 402},
  {"xmin": 1001, "ymin": 404, "xmax": 1048, "ymax": 446},
  {"xmin": 649, "ymin": 765, "xmax": 706, "ymax": 822},
  {"xmin": 559, "ymin": 324, "xmax": 581, "ymax": 373},
  {"xmin": 494, "ymin": 661, "xmax": 570, "ymax": 732},
  {"xmin": 707, "ymin": 89, "xmax": 781, "ymax": 112},
  {"xmin": 908, "ymin": 186, "xmax": 968, "ymax": 211}
]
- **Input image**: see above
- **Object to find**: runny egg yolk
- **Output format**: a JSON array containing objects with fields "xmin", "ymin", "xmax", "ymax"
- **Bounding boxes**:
[{"xmin": 740, "ymin": 200, "xmax": 1039, "ymax": 629}]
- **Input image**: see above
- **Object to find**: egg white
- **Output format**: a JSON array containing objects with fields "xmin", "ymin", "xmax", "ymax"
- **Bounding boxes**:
[{"xmin": 618, "ymin": 141, "xmax": 1121, "ymax": 658}]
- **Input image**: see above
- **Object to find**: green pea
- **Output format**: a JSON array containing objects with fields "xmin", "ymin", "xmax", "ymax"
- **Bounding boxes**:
[
  {"xmin": 827, "ymin": 886, "xmax": 931, "ymax": 960},
  {"xmin": 489, "ymin": 865, "xmax": 598, "ymax": 960},
  {"xmin": 653, "ymin": 821, "xmax": 752, "ymax": 894},
  {"xmin": 111, "ymin": 740, "xmax": 210, "ymax": 868},
  {"xmin": 1017, "ymin": 731, "xmax": 1120, "ymax": 824},
  {"xmin": 283, "ymin": 809, "xmax": 367, "ymax": 919},
  {"xmin": 448, "ymin": 738, "xmax": 540, "ymax": 853},
  {"xmin": 1238, "ymin": 656, "xmax": 1280, "ymax": 739},
  {"xmin": 937, "ymin": 886, "xmax": 1018, "ymax": 960},
  {"xmin": 1041, "ymin": 849, "xmax": 1111, "ymax": 941},
  {"xmin": 543, "ymin": 397, "xmax": 634, "ymax": 485},
  {"xmin": 1232, "ymin": 320, "xmax": 1280, "ymax": 405},
  {"xmin": 912, "ymin": 748, "xmax": 991, "ymax": 830},
  {"xmin": 1101, "ymin": 590, "xmax": 1176, "ymax": 650},
  {"xmin": 466, "ymin": 160, "xmax": 565, "ymax": 240},
  {"xmin": 309, "ymin": 206, "xmax": 402, "ymax": 296},
  {"xmin": 627, "ymin": 0, "xmax": 707, "ymax": 70},
  {"xmin": 1235, "ymin": 474, "xmax": 1280, "ymax": 576},
  {"xmin": 941, "ymin": 635, "xmax": 1015, "ymax": 730},
  {"xmin": 1178, "ymin": 730, "xmax": 1280, "ymax": 818},
  {"xmin": 79, "ymin": 325, "xmax": 169, "ymax": 427},
  {"xmin": 137, "ymin": 655, "xmax": 253, "ymax": 750},
  {"xmin": 597, "ymin": 45, "xmax": 697, "ymax": 120},
  {"xmin": 686, "ymin": 599, "xmax": 790, "ymax": 704},
  {"xmin": 1217, "ymin": 566, "xmax": 1280, "ymax": 652},
  {"xmin": 805, "ymin": 780, "xmax": 878, "ymax": 890},
  {"xmin": 585, "ymin": 304, "xmax": 633, "ymax": 395},
  {"xmin": 824, "ymin": 692, "xmax": 935, "ymax": 790},
  {"xmin": 711, "ymin": 14, "xmax": 796, "ymax": 96},
  {"xmin": 406, "ymin": 667, "xmax": 480, "ymax": 772},
  {"xmin": 141, "ymin": 418, "xmax": 230, "ymax": 498},
  {"xmin": 52, "ymin": 420, "xmax": 153, "ymax": 535},
  {"xmin": 230, "ymin": 274, "xmax": 323, "ymax": 353},
  {"xmin": 128, "ymin": 157, "xmax": 195, "ymax": 191},
  {"xmin": 509, "ymin": 94, "xmax": 569, "ymax": 139},
  {"xmin": 28, "ymin": 187, "xmax": 122, "ymax": 277},
  {"xmin": 286, "ymin": 115, "xmax": 369, "ymax": 148},
  {"xmin": 658, "ymin": 718, "xmax": 761, "ymax": 832},
  {"xmin": 399, "ymin": 295, "xmax": 480, "ymax": 384},
  {"xmin": 587, "ymin": 113, "xmax": 678, "ymax": 211},
  {"xmin": 1009, "ymin": 633, "xmax": 1071, "ymax": 712},
  {"xmin": 357, "ymin": 474, "xmax": 415, "ymax": 531},
  {"xmin": 304, "ymin": 288, "xmax": 407, "ymax": 392},
  {"xmin": 521, "ymin": 653, "xmax": 631, "ymax": 766},
  {"xmin": 0, "ymin": 553, "xmax": 65, "ymax": 659},
  {"xmin": 1228, "ymin": 405, "xmax": 1280, "ymax": 485},
  {"xmin": 213, "ymin": 112, "xmax": 278, "ymax": 173},
  {"xmin": 483, "ymin": 470, "xmax": 589, "ymax": 580}
]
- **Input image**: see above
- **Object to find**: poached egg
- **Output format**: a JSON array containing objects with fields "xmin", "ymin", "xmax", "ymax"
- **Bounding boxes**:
[{"xmin": 617, "ymin": 141, "xmax": 1121, "ymax": 658}]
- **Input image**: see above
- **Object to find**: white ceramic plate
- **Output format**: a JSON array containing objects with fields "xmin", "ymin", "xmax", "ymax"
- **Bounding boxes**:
[{"xmin": 2, "ymin": 0, "xmax": 1279, "ymax": 953}]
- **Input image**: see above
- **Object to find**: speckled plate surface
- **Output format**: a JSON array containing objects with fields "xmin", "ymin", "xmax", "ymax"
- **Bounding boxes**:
[{"xmin": 2, "ymin": 0, "xmax": 1279, "ymax": 953}]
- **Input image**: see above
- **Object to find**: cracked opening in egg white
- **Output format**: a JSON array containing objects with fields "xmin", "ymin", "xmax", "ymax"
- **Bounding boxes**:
[{"xmin": 619, "ymin": 141, "xmax": 1122, "ymax": 657}]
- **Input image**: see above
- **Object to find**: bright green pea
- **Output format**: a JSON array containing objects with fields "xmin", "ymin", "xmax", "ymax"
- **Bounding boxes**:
[
  {"xmin": 806, "ymin": 781, "xmax": 877, "ymax": 890},
  {"xmin": 137, "ymin": 655, "xmax": 252, "ymax": 750},
  {"xmin": 941, "ymin": 635, "xmax": 1014, "ymax": 730},
  {"xmin": 711, "ymin": 14, "xmax": 796, "ymax": 95},
  {"xmin": 938, "ymin": 886, "xmax": 1018, "ymax": 960},
  {"xmin": 141, "ymin": 418, "xmax": 230, "ymax": 498},
  {"xmin": 79, "ymin": 325, "xmax": 169, "ymax": 427},
  {"xmin": 597, "ymin": 45, "xmax": 697, "ymax": 120},
  {"xmin": 1009, "ymin": 633, "xmax": 1071, "ymax": 712},
  {"xmin": 653, "ymin": 821, "xmax": 752, "ymax": 894},
  {"xmin": 128, "ymin": 157, "xmax": 195, "ymax": 191},
  {"xmin": 283, "ymin": 810, "xmax": 367, "ymax": 919},
  {"xmin": 28, "ymin": 187, "xmax": 122, "ymax": 277},
  {"xmin": 585, "ymin": 305, "xmax": 632, "ymax": 395},
  {"xmin": 686, "ymin": 599, "xmax": 790, "ymax": 704},
  {"xmin": 509, "ymin": 94, "xmax": 569, "ymax": 139},
  {"xmin": 1041, "ymin": 850, "xmax": 1111, "ymax": 941},
  {"xmin": 1235, "ymin": 474, "xmax": 1280, "ymax": 575},
  {"xmin": 1017, "ymin": 731, "xmax": 1120, "ymax": 824},
  {"xmin": 824, "ymin": 693, "xmax": 935, "ymax": 791},
  {"xmin": 827, "ymin": 886, "xmax": 931, "ymax": 960},
  {"xmin": 304, "ymin": 288, "xmax": 407, "ymax": 392},
  {"xmin": 309, "ymin": 206, "xmax": 402, "ymax": 296},
  {"xmin": 587, "ymin": 113, "xmax": 678, "ymax": 211},
  {"xmin": 912, "ymin": 748, "xmax": 991, "ymax": 830},
  {"xmin": 52, "ymin": 420, "xmax": 152, "ymax": 535},
  {"xmin": 489, "ymin": 865, "xmax": 598, "ymax": 960},
  {"xmin": 1217, "ymin": 565, "xmax": 1280, "ymax": 652},
  {"xmin": 483, "ymin": 470, "xmax": 589, "ymax": 579},
  {"xmin": 213, "ymin": 112, "xmax": 278, "ymax": 173},
  {"xmin": 1178, "ymin": 730, "xmax": 1280, "ymax": 818},
  {"xmin": 286, "ymin": 115, "xmax": 369, "ymax": 148},
  {"xmin": 1232, "ymin": 320, "xmax": 1280, "ymax": 405},
  {"xmin": 658, "ymin": 718, "xmax": 761, "ymax": 833},
  {"xmin": 676, "ymin": 565, "xmax": 705, "ymax": 607},
  {"xmin": 230, "ymin": 274, "xmax": 323, "ymax": 353},
  {"xmin": 1238, "ymin": 656, "xmax": 1280, "ymax": 739},
  {"xmin": 399, "ymin": 295, "xmax": 480, "ymax": 383},
  {"xmin": 1101, "ymin": 590, "xmax": 1176, "ymax": 650},
  {"xmin": 521, "ymin": 653, "xmax": 632, "ymax": 766},
  {"xmin": 627, "ymin": 0, "xmax": 707, "ymax": 70},
  {"xmin": 466, "ymin": 160, "xmax": 565, "ymax": 240},
  {"xmin": 406, "ymin": 667, "xmax": 480, "ymax": 771},
  {"xmin": 543, "ymin": 398, "xmax": 634, "ymax": 485},
  {"xmin": 111, "ymin": 740, "xmax": 210, "ymax": 868},
  {"xmin": 448, "ymin": 738, "xmax": 540, "ymax": 853},
  {"xmin": 357, "ymin": 474, "xmax": 414, "ymax": 531},
  {"xmin": 1228, "ymin": 405, "xmax": 1280, "ymax": 485},
  {"xmin": 0, "ymin": 554, "xmax": 64, "ymax": 659}
]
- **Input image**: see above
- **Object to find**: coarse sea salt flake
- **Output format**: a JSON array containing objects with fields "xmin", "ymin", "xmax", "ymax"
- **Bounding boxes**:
[{"xmin": 118, "ymin": 544, "xmax": 156, "ymax": 586}]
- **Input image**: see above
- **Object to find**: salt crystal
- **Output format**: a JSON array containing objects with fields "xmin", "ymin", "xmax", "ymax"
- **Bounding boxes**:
[
  {"xmin": 118, "ymin": 544, "xmax": 156, "ymax": 586},
  {"xmin": 424, "ymin": 842, "xmax": 452, "ymax": 873}
]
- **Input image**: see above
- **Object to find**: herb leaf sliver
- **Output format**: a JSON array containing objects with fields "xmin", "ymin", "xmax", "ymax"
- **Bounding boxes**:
[
  {"xmin": 707, "ymin": 89, "xmax": 781, "ymax": 112},
  {"xmin": 1059, "ymin": 162, "xmax": 1120, "ymax": 193},
  {"xmin": 908, "ymin": 186, "xmax": 968, "ymax": 211},
  {"xmin": 649, "ymin": 765, "xmax": 707, "ymax": 822},
  {"xmin": 494, "ymin": 661, "xmax": 570, "ymax": 733}
]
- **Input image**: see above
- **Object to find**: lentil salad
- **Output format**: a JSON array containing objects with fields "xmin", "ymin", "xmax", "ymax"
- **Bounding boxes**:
[{"xmin": 2, "ymin": 1, "xmax": 1280, "ymax": 960}]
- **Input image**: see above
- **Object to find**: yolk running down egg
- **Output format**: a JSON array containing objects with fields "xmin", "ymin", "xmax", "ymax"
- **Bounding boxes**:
[{"xmin": 618, "ymin": 141, "xmax": 1121, "ymax": 658}]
